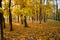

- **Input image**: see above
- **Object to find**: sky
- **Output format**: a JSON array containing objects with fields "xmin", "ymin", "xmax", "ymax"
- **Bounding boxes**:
[
  {"xmin": 57, "ymin": 0, "xmax": 60, "ymax": 9},
  {"xmin": 45, "ymin": 0, "xmax": 60, "ymax": 9},
  {"xmin": 55, "ymin": 0, "xmax": 60, "ymax": 9}
]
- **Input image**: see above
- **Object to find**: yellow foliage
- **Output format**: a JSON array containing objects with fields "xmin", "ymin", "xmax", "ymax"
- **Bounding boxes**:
[
  {"xmin": 0, "ymin": 7, "xmax": 4, "ymax": 13},
  {"xmin": 2, "ymin": 0, "xmax": 55, "ymax": 18}
]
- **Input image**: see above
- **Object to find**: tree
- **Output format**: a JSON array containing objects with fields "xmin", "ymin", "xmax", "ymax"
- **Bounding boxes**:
[
  {"xmin": 9, "ymin": 0, "xmax": 13, "ymax": 31},
  {"xmin": 58, "ymin": 9, "xmax": 60, "ymax": 21},
  {"xmin": 53, "ymin": 0, "xmax": 56, "ymax": 20},
  {"xmin": 2, "ymin": 0, "xmax": 9, "ymax": 22},
  {"xmin": 0, "ymin": 0, "xmax": 4, "ymax": 40},
  {"xmin": 43, "ymin": 0, "xmax": 46, "ymax": 22},
  {"xmin": 12, "ymin": 6, "xmax": 21, "ymax": 23},
  {"xmin": 20, "ymin": 14, "xmax": 24, "ymax": 24},
  {"xmin": 39, "ymin": 0, "xmax": 42, "ymax": 24},
  {"xmin": 43, "ymin": 0, "xmax": 54, "ymax": 22},
  {"xmin": 56, "ymin": 0, "xmax": 59, "ymax": 21},
  {"xmin": 35, "ymin": 1, "xmax": 39, "ymax": 21},
  {"xmin": 14, "ymin": 0, "xmax": 28, "ymax": 27}
]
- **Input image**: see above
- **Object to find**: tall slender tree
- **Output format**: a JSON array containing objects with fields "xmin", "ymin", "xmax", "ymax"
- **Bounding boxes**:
[
  {"xmin": 32, "ymin": 0, "xmax": 35, "ymax": 22},
  {"xmin": 56, "ymin": 0, "xmax": 58, "ymax": 20},
  {"xmin": 24, "ymin": 16, "xmax": 28, "ymax": 27},
  {"xmin": 53, "ymin": 0, "xmax": 56, "ymax": 20},
  {"xmin": 36, "ymin": 10, "xmax": 38, "ymax": 21},
  {"xmin": 56, "ymin": 0, "xmax": 59, "ymax": 21},
  {"xmin": 44, "ymin": 0, "xmax": 46, "ymax": 22},
  {"xmin": 18, "ymin": 15, "xmax": 19, "ymax": 23},
  {"xmin": 39, "ymin": 0, "xmax": 42, "ymax": 24},
  {"xmin": 15, "ymin": 5, "xmax": 20, "ymax": 23},
  {"xmin": 0, "ymin": 0, "xmax": 4, "ymax": 40},
  {"xmin": 9, "ymin": 0, "xmax": 13, "ymax": 31},
  {"xmin": 20, "ymin": 14, "xmax": 23, "ymax": 24}
]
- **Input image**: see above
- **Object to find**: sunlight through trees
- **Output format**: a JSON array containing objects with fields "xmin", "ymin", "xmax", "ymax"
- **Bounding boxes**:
[{"xmin": 0, "ymin": 0, "xmax": 60, "ymax": 40}]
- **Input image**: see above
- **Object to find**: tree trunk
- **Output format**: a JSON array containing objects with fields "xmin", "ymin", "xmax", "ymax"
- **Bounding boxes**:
[
  {"xmin": 56, "ymin": 0, "xmax": 59, "ymax": 21},
  {"xmin": 47, "ymin": 0, "xmax": 49, "ymax": 4},
  {"xmin": 53, "ymin": 0, "xmax": 56, "ymax": 20},
  {"xmin": 56, "ymin": 0, "xmax": 58, "ymax": 20},
  {"xmin": 9, "ymin": 0, "xmax": 13, "ymax": 31},
  {"xmin": 32, "ymin": 2, "xmax": 35, "ymax": 22},
  {"xmin": 0, "ymin": 0, "xmax": 4, "ymax": 39},
  {"xmin": 32, "ymin": 11, "xmax": 35, "ymax": 22},
  {"xmin": 24, "ymin": 16, "xmax": 28, "ymax": 27},
  {"xmin": 39, "ymin": 0, "xmax": 42, "ymax": 24},
  {"xmin": 36, "ymin": 11, "xmax": 38, "ymax": 21},
  {"xmin": 18, "ymin": 15, "xmax": 19, "ymax": 23},
  {"xmin": 32, "ymin": 16, "xmax": 35, "ymax": 22},
  {"xmin": 0, "ymin": 13, "xmax": 4, "ymax": 40},
  {"xmin": 44, "ymin": 13, "xmax": 46, "ymax": 22},
  {"xmin": 20, "ymin": 14, "xmax": 23, "ymax": 24},
  {"xmin": 3, "ymin": 18, "xmax": 6, "ymax": 28},
  {"xmin": 44, "ymin": 0, "xmax": 46, "ymax": 22}
]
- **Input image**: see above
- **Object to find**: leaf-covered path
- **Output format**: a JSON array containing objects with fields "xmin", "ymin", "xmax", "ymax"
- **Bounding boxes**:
[{"xmin": 2, "ymin": 20, "xmax": 60, "ymax": 40}]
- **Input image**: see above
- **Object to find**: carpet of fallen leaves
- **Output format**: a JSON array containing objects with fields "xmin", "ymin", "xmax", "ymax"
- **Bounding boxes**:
[{"xmin": 1, "ymin": 20, "xmax": 60, "ymax": 40}]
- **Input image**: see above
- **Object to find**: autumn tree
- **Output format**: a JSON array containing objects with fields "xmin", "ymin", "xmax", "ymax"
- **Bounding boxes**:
[
  {"xmin": 0, "ymin": 0, "xmax": 4, "ymax": 40},
  {"xmin": 9, "ymin": 0, "xmax": 13, "ymax": 31},
  {"xmin": 39, "ymin": 0, "xmax": 42, "ymax": 24},
  {"xmin": 56, "ymin": 0, "xmax": 59, "ymax": 21},
  {"xmin": 58, "ymin": 9, "xmax": 60, "ymax": 21},
  {"xmin": 13, "ymin": 0, "xmax": 28, "ymax": 27}
]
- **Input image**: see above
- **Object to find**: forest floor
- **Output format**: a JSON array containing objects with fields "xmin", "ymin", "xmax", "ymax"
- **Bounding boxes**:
[{"xmin": 1, "ymin": 20, "xmax": 60, "ymax": 40}]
